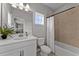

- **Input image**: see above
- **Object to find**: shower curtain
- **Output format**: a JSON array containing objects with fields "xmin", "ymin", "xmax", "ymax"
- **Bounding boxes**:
[{"xmin": 46, "ymin": 16, "xmax": 54, "ymax": 53}]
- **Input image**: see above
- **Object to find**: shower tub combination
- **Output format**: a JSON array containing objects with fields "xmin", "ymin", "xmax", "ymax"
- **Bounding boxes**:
[{"xmin": 55, "ymin": 41, "xmax": 79, "ymax": 56}]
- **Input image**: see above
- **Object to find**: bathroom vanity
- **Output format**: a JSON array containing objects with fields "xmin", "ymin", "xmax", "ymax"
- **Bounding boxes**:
[
  {"xmin": 0, "ymin": 36, "xmax": 37, "ymax": 56},
  {"xmin": 0, "ymin": 3, "xmax": 37, "ymax": 56}
]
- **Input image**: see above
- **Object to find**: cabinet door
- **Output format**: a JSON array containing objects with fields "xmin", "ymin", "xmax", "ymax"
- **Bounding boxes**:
[
  {"xmin": 23, "ymin": 45, "xmax": 36, "ymax": 56},
  {"xmin": 0, "ymin": 49, "xmax": 20, "ymax": 56}
]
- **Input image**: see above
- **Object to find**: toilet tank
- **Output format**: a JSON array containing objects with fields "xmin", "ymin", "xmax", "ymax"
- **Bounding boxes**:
[{"xmin": 38, "ymin": 38, "xmax": 45, "ymax": 46}]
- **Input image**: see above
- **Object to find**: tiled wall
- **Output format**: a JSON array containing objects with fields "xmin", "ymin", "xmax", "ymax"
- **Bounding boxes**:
[{"xmin": 54, "ymin": 6, "xmax": 79, "ymax": 48}]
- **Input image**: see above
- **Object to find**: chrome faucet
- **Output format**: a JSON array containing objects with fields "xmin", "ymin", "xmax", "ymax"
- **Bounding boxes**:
[{"xmin": 25, "ymin": 32, "xmax": 28, "ymax": 36}]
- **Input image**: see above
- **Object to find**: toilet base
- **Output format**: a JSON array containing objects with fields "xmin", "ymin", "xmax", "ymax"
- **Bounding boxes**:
[{"xmin": 40, "ymin": 52, "xmax": 48, "ymax": 56}]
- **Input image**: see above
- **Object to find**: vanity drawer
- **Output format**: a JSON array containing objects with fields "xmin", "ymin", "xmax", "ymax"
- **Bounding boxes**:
[{"xmin": 0, "ymin": 40, "xmax": 36, "ymax": 54}]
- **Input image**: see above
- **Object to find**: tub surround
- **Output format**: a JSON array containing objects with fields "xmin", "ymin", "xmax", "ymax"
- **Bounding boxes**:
[
  {"xmin": 54, "ymin": 6, "xmax": 79, "ymax": 48},
  {"xmin": 55, "ymin": 41, "xmax": 79, "ymax": 56}
]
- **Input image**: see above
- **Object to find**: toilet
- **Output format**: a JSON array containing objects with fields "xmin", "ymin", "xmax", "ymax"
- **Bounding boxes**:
[{"xmin": 37, "ymin": 38, "xmax": 52, "ymax": 56}]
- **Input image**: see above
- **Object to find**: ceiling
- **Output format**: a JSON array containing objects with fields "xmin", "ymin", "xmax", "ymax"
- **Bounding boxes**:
[
  {"xmin": 10, "ymin": 3, "xmax": 79, "ymax": 15},
  {"xmin": 43, "ymin": 3, "xmax": 79, "ymax": 12},
  {"xmin": 44, "ymin": 3, "xmax": 65, "ymax": 11}
]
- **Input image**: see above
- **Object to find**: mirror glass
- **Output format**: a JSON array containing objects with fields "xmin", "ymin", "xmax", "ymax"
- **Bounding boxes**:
[{"xmin": 13, "ymin": 17, "xmax": 24, "ymax": 33}]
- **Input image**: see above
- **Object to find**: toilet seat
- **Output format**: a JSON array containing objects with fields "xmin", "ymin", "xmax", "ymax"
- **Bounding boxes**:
[{"xmin": 40, "ymin": 45, "xmax": 51, "ymax": 54}]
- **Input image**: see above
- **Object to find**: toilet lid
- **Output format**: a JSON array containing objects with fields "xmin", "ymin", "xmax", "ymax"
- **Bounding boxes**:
[{"xmin": 40, "ymin": 45, "xmax": 51, "ymax": 54}]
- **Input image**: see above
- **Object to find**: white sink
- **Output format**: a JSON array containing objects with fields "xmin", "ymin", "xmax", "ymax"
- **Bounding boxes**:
[{"xmin": 13, "ymin": 36, "xmax": 28, "ymax": 40}]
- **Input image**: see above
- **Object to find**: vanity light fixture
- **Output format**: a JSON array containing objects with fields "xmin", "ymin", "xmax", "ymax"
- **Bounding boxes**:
[
  {"xmin": 11, "ymin": 3, "xmax": 18, "ymax": 8},
  {"xmin": 18, "ymin": 3, "xmax": 24, "ymax": 10},
  {"xmin": 25, "ymin": 4, "xmax": 31, "ymax": 11},
  {"xmin": 10, "ymin": 3, "xmax": 31, "ymax": 12}
]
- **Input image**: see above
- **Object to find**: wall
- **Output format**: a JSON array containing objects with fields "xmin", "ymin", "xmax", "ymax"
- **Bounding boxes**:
[
  {"xmin": 30, "ymin": 3, "xmax": 53, "ymax": 16},
  {"xmin": 1, "ymin": 3, "xmax": 12, "ymax": 27},
  {"xmin": 0, "ymin": 3, "xmax": 1, "ymax": 26},
  {"xmin": 0, "ymin": 3, "xmax": 33, "ymax": 34},
  {"xmin": 10, "ymin": 3, "xmax": 53, "ymax": 37},
  {"xmin": 32, "ymin": 15, "xmax": 45, "ymax": 38},
  {"xmin": 54, "ymin": 6, "xmax": 79, "ymax": 48},
  {"xmin": 1, "ymin": 3, "xmax": 53, "ymax": 38},
  {"xmin": 32, "ymin": 12, "xmax": 46, "ymax": 38},
  {"xmin": 11, "ymin": 7, "xmax": 33, "ymax": 34},
  {"xmin": 29, "ymin": 3, "xmax": 53, "ymax": 38},
  {"xmin": 2, "ymin": 4, "xmax": 8, "ymax": 26}
]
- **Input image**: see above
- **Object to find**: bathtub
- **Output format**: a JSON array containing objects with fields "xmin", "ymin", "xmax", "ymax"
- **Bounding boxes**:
[{"xmin": 55, "ymin": 41, "xmax": 79, "ymax": 56}]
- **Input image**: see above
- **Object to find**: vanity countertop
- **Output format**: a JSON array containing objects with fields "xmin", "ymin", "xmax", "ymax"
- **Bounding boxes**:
[{"xmin": 0, "ymin": 35, "xmax": 37, "ymax": 46}]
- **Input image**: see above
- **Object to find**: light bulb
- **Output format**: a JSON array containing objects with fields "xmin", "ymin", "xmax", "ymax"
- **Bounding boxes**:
[
  {"xmin": 11, "ymin": 3, "xmax": 17, "ymax": 8},
  {"xmin": 16, "ymin": 3, "xmax": 19, "ymax": 6},
  {"xmin": 19, "ymin": 6, "xmax": 23, "ymax": 10},
  {"xmin": 19, "ymin": 3, "xmax": 24, "ymax": 7},
  {"xmin": 25, "ymin": 8, "xmax": 29, "ymax": 11},
  {"xmin": 19, "ymin": 3, "xmax": 24, "ymax": 10},
  {"xmin": 25, "ymin": 4, "xmax": 31, "ymax": 11},
  {"xmin": 11, "ymin": 3, "xmax": 32, "ymax": 11}
]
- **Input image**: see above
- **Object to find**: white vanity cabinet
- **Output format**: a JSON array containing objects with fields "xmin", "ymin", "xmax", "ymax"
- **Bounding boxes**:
[
  {"xmin": 0, "ymin": 49, "xmax": 20, "ymax": 56},
  {"xmin": 0, "ymin": 39, "xmax": 37, "ymax": 56},
  {"xmin": 23, "ymin": 45, "xmax": 36, "ymax": 56}
]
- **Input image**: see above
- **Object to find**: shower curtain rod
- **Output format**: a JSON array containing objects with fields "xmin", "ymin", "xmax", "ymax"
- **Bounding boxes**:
[{"xmin": 47, "ymin": 6, "xmax": 76, "ymax": 18}]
